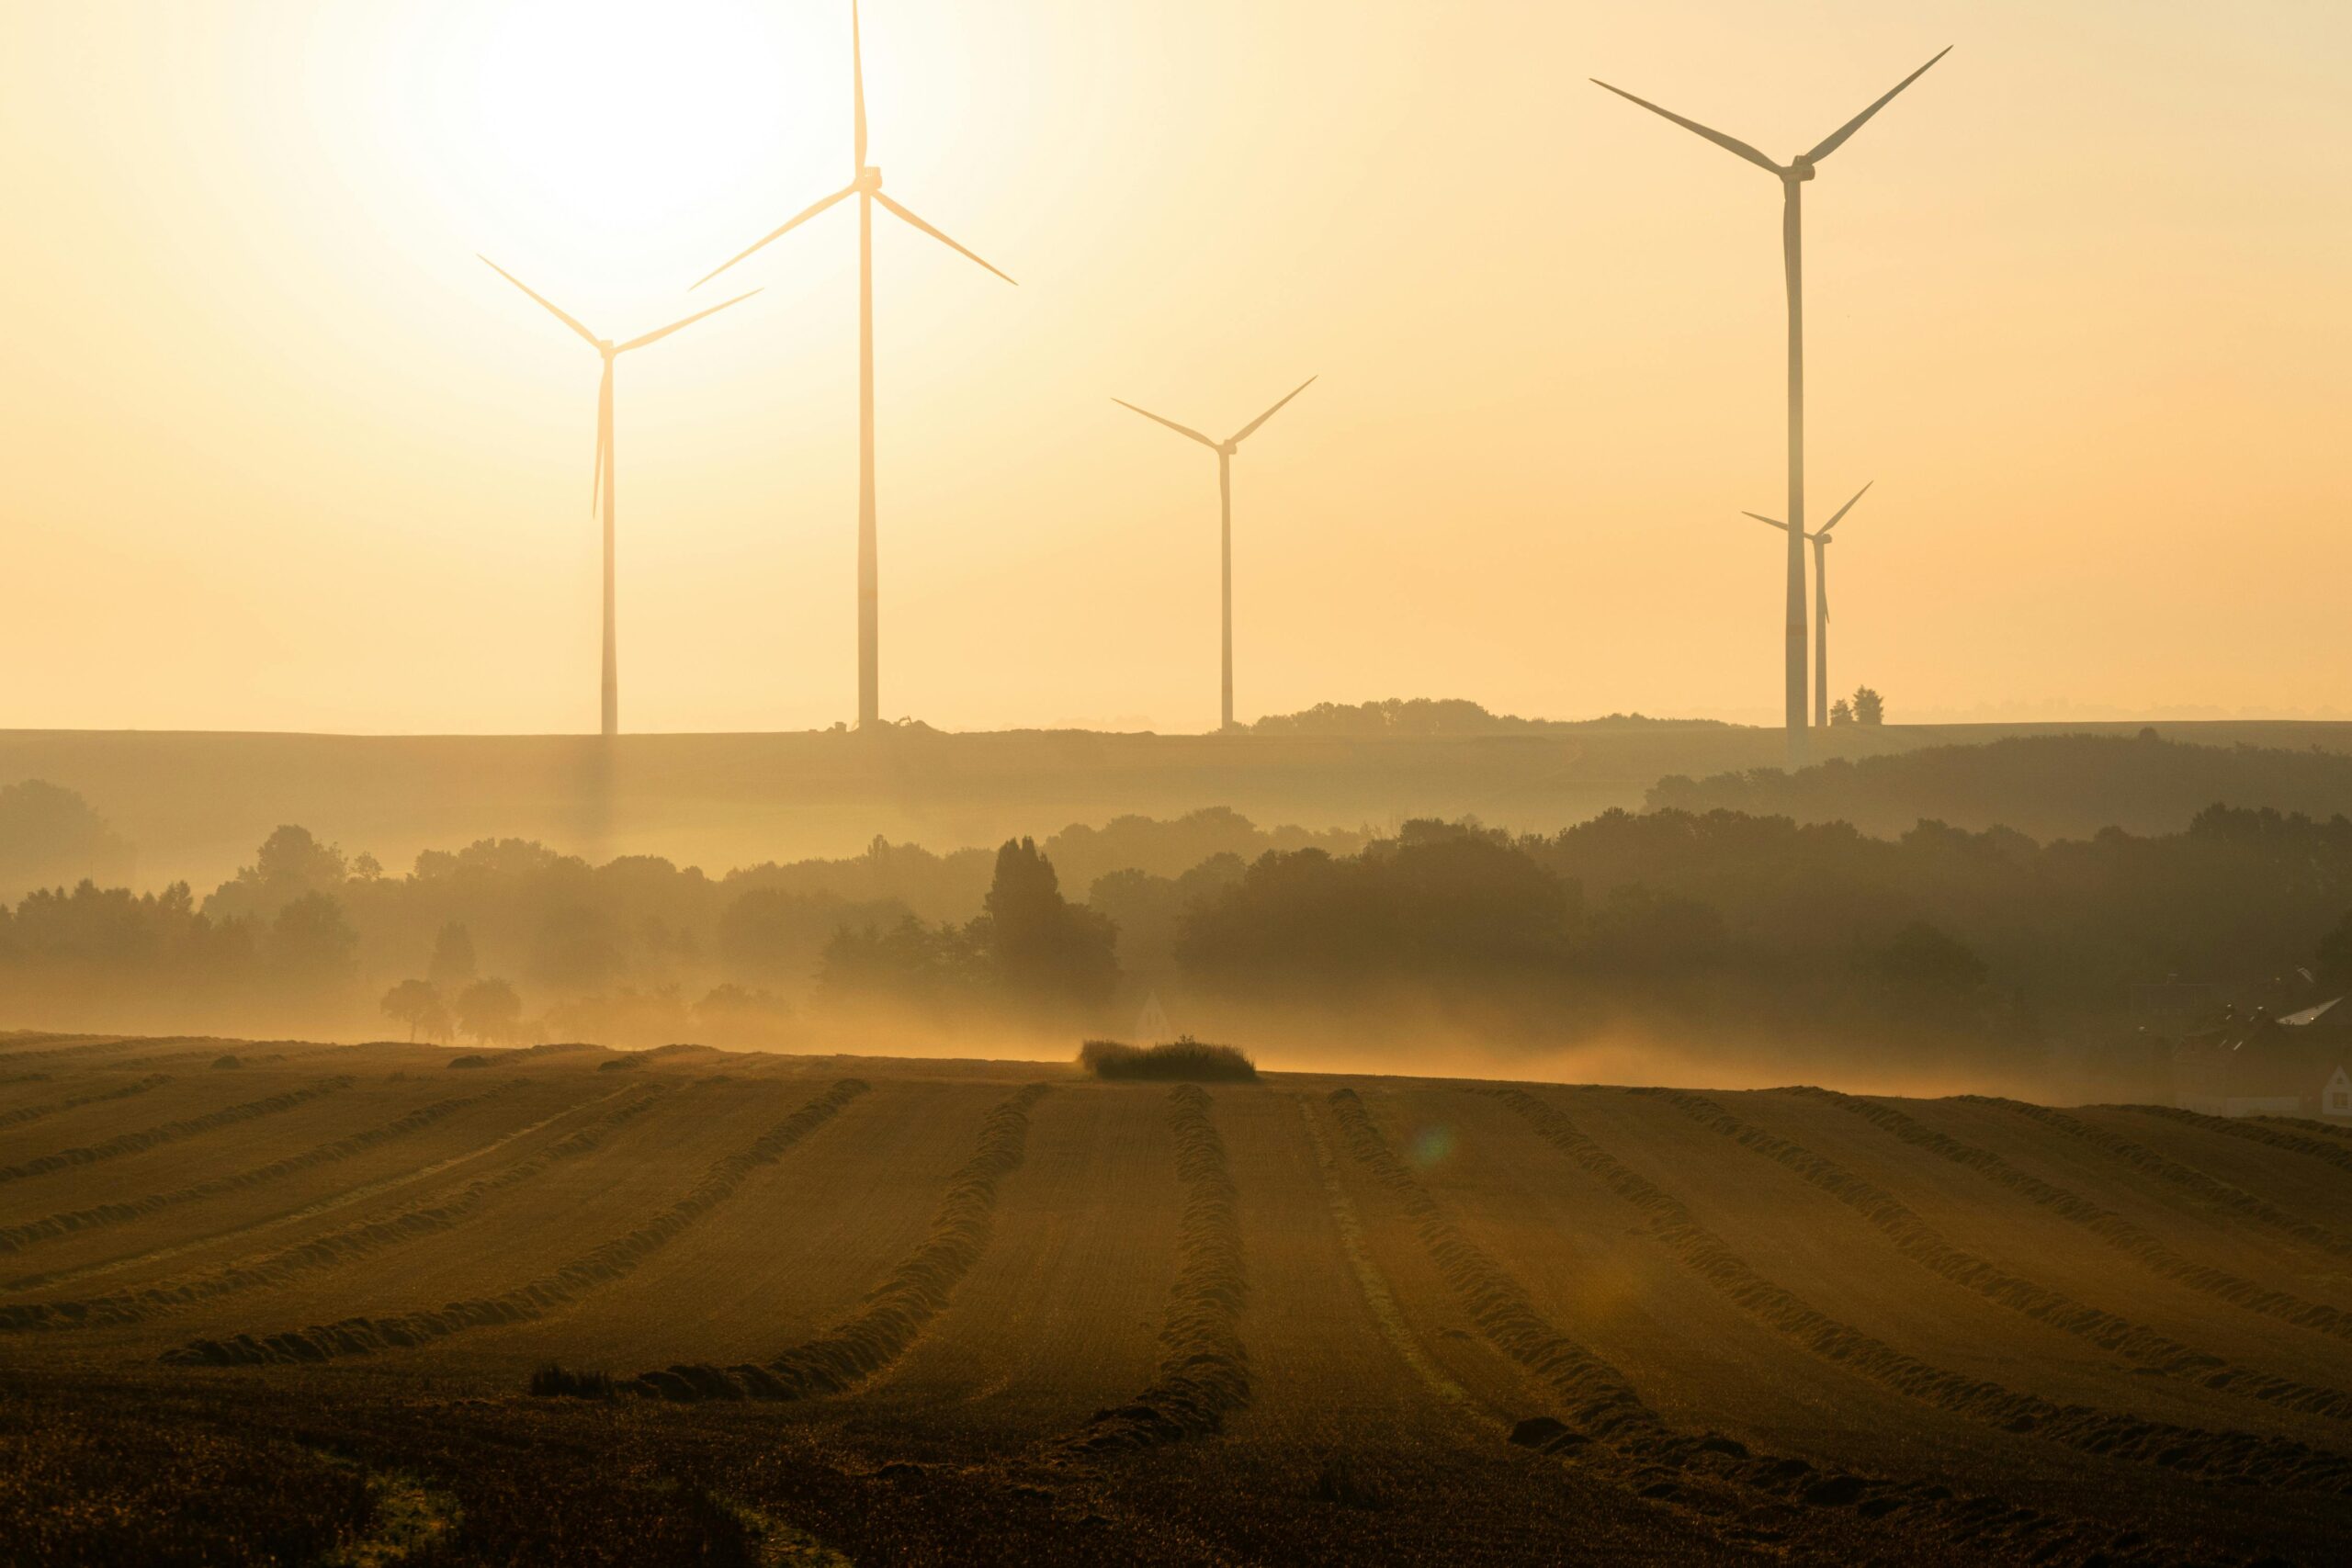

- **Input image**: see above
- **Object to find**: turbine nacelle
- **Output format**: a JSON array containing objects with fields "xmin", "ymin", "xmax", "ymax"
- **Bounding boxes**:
[
  {"xmin": 1787, "ymin": 155, "xmax": 1818, "ymax": 181},
  {"xmin": 856, "ymin": 165, "xmax": 884, "ymax": 194}
]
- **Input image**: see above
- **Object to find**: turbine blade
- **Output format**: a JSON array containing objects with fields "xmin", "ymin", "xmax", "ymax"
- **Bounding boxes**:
[
  {"xmin": 1804, "ymin": 48, "xmax": 1951, "ymax": 164},
  {"xmin": 874, "ymin": 192, "xmax": 1016, "ymax": 284},
  {"xmin": 1590, "ymin": 80, "xmax": 1780, "ymax": 174},
  {"xmin": 1817, "ymin": 479, "xmax": 1873, "ymax": 534},
  {"xmin": 616, "ymin": 288, "xmax": 763, "ymax": 354},
  {"xmin": 1227, "ymin": 377, "xmax": 1317, "ymax": 446},
  {"xmin": 1743, "ymin": 511, "xmax": 1792, "ymax": 531},
  {"xmin": 1112, "ymin": 398, "xmax": 1217, "ymax": 449},
  {"xmin": 851, "ymin": 0, "xmax": 868, "ymax": 170},
  {"xmin": 695, "ymin": 185, "xmax": 856, "ymax": 288},
  {"xmin": 480, "ymin": 255, "xmax": 600, "ymax": 349}
]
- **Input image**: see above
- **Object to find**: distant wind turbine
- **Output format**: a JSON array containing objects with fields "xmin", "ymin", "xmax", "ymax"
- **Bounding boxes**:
[
  {"xmin": 481, "ymin": 256, "xmax": 759, "ymax": 738},
  {"xmin": 1593, "ymin": 48, "xmax": 1948, "ymax": 764},
  {"xmin": 1114, "ymin": 378, "xmax": 1317, "ymax": 732},
  {"xmin": 698, "ymin": 0, "xmax": 1015, "ymax": 731},
  {"xmin": 1746, "ymin": 481, "xmax": 1871, "ymax": 728}
]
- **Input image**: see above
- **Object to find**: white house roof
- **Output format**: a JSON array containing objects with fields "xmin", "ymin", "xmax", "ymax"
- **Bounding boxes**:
[{"xmin": 2279, "ymin": 996, "xmax": 2346, "ymax": 1028}]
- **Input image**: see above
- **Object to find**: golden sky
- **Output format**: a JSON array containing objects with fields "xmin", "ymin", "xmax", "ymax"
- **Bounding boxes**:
[{"xmin": 2, "ymin": 1, "xmax": 2347, "ymax": 734}]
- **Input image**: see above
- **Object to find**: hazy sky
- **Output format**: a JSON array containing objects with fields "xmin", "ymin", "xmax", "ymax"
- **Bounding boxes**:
[{"xmin": 2, "ymin": 2, "xmax": 2347, "ymax": 734}]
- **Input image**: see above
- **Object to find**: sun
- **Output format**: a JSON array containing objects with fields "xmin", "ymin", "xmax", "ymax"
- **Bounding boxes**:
[{"xmin": 377, "ymin": 0, "xmax": 844, "ymax": 308}]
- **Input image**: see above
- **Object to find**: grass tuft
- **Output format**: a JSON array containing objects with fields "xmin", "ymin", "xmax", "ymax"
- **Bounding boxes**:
[
  {"xmin": 1080, "ymin": 1037, "xmax": 1256, "ymax": 1083},
  {"xmin": 527, "ymin": 1363, "xmax": 614, "ymax": 1400}
]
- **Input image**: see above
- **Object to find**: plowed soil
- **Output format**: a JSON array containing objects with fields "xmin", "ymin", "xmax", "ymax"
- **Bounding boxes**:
[{"xmin": 3, "ymin": 1037, "xmax": 2346, "ymax": 1564}]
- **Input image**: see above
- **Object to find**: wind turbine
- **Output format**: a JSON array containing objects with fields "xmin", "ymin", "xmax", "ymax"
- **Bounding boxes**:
[
  {"xmin": 1113, "ymin": 378, "xmax": 1317, "ymax": 732},
  {"xmin": 698, "ymin": 0, "xmax": 1015, "ymax": 731},
  {"xmin": 1593, "ymin": 48, "xmax": 1948, "ymax": 764},
  {"xmin": 1746, "ymin": 481, "xmax": 1870, "ymax": 728},
  {"xmin": 481, "ymin": 257, "xmax": 759, "ymax": 738}
]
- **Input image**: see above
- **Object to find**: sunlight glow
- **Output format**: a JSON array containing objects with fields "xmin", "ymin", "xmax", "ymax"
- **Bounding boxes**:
[{"xmin": 381, "ymin": 0, "xmax": 838, "ymax": 300}]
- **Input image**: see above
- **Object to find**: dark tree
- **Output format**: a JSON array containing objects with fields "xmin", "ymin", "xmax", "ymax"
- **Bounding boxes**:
[
  {"xmin": 380, "ymin": 978, "xmax": 447, "ymax": 1043},
  {"xmin": 455, "ymin": 976, "xmax": 524, "ymax": 1044},
  {"xmin": 972, "ymin": 838, "xmax": 1120, "ymax": 1018},
  {"xmin": 427, "ymin": 922, "xmax": 478, "ymax": 991},
  {"xmin": 0, "ymin": 780, "xmax": 134, "ymax": 897},
  {"xmin": 269, "ymin": 892, "xmax": 358, "ymax": 989}
]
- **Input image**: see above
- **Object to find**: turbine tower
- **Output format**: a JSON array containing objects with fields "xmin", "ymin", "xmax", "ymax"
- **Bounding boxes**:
[
  {"xmin": 481, "ymin": 257, "xmax": 758, "ymax": 738},
  {"xmin": 699, "ymin": 0, "xmax": 1014, "ymax": 731},
  {"xmin": 1746, "ymin": 481, "xmax": 1871, "ymax": 728},
  {"xmin": 1114, "ymin": 378, "xmax": 1317, "ymax": 732},
  {"xmin": 1593, "ymin": 49, "xmax": 1947, "ymax": 764}
]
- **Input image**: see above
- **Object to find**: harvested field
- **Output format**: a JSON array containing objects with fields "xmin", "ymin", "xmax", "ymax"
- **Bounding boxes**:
[{"xmin": 6, "ymin": 1042, "xmax": 2352, "ymax": 1563}]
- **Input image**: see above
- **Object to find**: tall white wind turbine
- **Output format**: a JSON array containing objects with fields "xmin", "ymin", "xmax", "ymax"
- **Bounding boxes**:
[
  {"xmin": 698, "ymin": 0, "xmax": 1015, "ymax": 731},
  {"xmin": 1114, "ymin": 378, "xmax": 1317, "ymax": 732},
  {"xmin": 481, "ymin": 257, "xmax": 759, "ymax": 738},
  {"xmin": 1593, "ymin": 49, "xmax": 1947, "ymax": 763},
  {"xmin": 1747, "ymin": 481, "xmax": 1871, "ymax": 728}
]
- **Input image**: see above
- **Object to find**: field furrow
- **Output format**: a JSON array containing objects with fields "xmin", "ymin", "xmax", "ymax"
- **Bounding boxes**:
[
  {"xmin": 0, "ymin": 1083, "xmax": 522, "ymax": 1261},
  {"xmin": 0, "ymin": 1037, "xmax": 141, "ymax": 1065},
  {"xmin": 458, "ymin": 1079, "xmax": 994, "ymax": 1373},
  {"xmin": 1327, "ymin": 1088, "xmax": 1678, "ymax": 1456},
  {"xmin": 0, "ymin": 1088, "xmax": 665, "ymax": 1334},
  {"xmin": 2128, "ymin": 1106, "xmax": 2352, "ymax": 1179},
  {"xmin": 1334, "ymin": 1087, "xmax": 2196, "ymax": 1564},
  {"xmin": 1075, "ymin": 1085, "xmax": 1249, "ymax": 1450},
  {"xmin": 1292, "ymin": 1090, "xmax": 1482, "ymax": 1422},
  {"xmin": 0, "ymin": 1077, "xmax": 356, "ymax": 1188},
  {"xmin": 645, "ymin": 1083, "xmax": 1051, "ymax": 1402},
  {"xmin": 1802, "ymin": 1087, "xmax": 2352, "ymax": 1343},
  {"xmin": 1969, "ymin": 1097, "xmax": 2352, "ymax": 1260},
  {"xmin": 1489, "ymin": 1086, "xmax": 2352, "ymax": 1494},
  {"xmin": 822, "ymin": 1084, "xmax": 1182, "ymax": 1435},
  {"xmin": 1641, "ymin": 1088, "xmax": 2352, "ymax": 1424},
  {"xmin": 160, "ymin": 1078, "xmax": 868, "ymax": 1364},
  {"xmin": 0, "ymin": 1074, "xmax": 169, "ymax": 1134}
]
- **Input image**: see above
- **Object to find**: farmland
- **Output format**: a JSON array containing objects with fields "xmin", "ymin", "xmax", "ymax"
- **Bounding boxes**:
[{"xmin": 5, "ymin": 1035, "xmax": 2351, "ymax": 1562}]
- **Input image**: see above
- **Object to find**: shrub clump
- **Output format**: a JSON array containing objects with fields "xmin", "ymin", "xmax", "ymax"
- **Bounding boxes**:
[
  {"xmin": 1080, "ymin": 1037, "xmax": 1256, "ymax": 1083},
  {"xmin": 596, "ymin": 1056, "xmax": 642, "ymax": 1072},
  {"xmin": 447, "ymin": 1055, "xmax": 488, "ymax": 1070},
  {"xmin": 528, "ymin": 1363, "xmax": 615, "ymax": 1399},
  {"xmin": 210, "ymin": 1055, "xmax": 243, "ymax": 1069}
]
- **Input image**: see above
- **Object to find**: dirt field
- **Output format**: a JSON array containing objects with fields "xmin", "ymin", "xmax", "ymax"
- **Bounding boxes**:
[{"xmin": 5, "ymin": 1034, "xmax": 2348, "ymax": 1563}]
